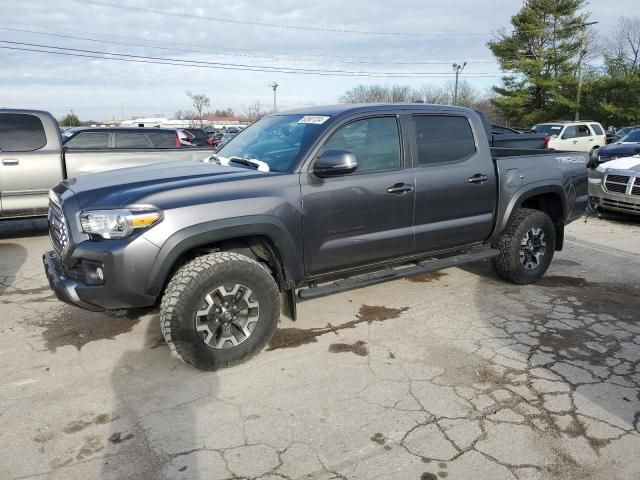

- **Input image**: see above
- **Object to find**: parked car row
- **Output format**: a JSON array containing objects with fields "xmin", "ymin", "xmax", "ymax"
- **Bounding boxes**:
[{"xmin": 0, "ymin": 110, "xmax": 215, "ymax": 218}]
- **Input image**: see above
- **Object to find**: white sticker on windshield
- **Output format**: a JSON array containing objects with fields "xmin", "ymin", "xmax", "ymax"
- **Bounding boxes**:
[{"xmin": 298, "ymin": 115, "xmax": 330, "ymax": 125}]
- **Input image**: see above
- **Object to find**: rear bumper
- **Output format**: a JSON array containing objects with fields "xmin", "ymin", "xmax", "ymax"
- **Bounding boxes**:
[{"xmin": 43, "ymin": 250, "xmax": 104, "ymax": 312}]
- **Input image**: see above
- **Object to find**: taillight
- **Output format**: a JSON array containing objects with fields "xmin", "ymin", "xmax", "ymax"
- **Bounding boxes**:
[
  {"xmin": 206, "ymin": 138, "xmax": 213, "ymax": 146},
  {"xmin": 544, "ymin": 135, "xmax": 550, "ymax": 148},
  {"xmin": 175, "ymin": 134, "xmax": 181, "ymax": 148}
]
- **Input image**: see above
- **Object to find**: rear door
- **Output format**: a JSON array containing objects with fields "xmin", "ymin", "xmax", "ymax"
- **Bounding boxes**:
[
  {"xmin": 410, "ymin": 113, "xmax": 496, "ymax": 253},
  {"xmin": 300, "ymin": 115, "xmax": 415, "ymax": 276},
  {"xmin": 577, "ymin": 124, "xmax": 595, "ymax": 151},
  {"xmin": 0, "ymin": 112, "xmax": 63, "ymax": 216}
]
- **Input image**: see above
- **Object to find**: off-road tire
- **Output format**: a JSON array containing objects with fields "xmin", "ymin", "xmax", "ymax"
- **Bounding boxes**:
[
  {"xmin": 492, "ymin": 208, "xmax": 556, "ymax": 285},
  {"xmin": 160, "ymin": 252, "xmax": 280, "ymax": 370}
]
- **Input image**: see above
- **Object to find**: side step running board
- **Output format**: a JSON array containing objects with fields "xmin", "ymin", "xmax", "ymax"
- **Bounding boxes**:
[{"xmin": 297, "ymin": 249, "xmax": 498, "ymax": 301}]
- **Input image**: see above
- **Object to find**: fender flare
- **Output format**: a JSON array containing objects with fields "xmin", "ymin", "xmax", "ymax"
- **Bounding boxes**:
[
  {"xmin": 493, "ymin": 181, "xmax": 569, "ymax": 241},
  {"xmin": 145, "ymin": 215, "xmax": 304, "ymax": 297}
]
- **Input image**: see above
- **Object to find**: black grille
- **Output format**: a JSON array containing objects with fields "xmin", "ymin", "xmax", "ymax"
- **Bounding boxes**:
[
  {"xmin": 604, "ymin": 174, "xmax": 630, "ymax": 194},
  {"xmin": 48, "ymin": 201, "xmax": 69, "ymax": 255}
]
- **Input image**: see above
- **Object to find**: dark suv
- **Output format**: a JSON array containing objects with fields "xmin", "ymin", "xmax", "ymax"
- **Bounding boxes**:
[{"xmin": 43, "ymin": 104, "xmax": 588, "ymax": 370}]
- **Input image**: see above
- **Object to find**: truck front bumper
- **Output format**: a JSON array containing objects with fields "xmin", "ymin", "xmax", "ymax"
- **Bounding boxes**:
[
  {"xmin": 43, "ymin": 244, "xmax": 159, "ymax": 311},
  {"xmin": 43, "ymin": 250, "xmax": 105, "ymax": 312}
]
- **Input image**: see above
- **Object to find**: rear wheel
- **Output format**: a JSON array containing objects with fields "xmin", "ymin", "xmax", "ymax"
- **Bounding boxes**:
[
  {"xmin": 160, "ymin": 252, "xmax": 280, "ymax": 370},
  {"xmin": 492, "ymin": 208, "xmax": 556, "ymax": 285}
]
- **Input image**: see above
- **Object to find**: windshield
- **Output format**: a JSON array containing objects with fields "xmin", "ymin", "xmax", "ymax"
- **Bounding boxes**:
[
  {"xmin": 620, "ymin": 129, "xmax": 640, "ymax": 143},
  {"xmin": 216, "ymin": 115, "xmax": 327, "ymax": 172},
  {"xmin": 532, "ymin": 124, "xmax": 563, "ymax": 137}
]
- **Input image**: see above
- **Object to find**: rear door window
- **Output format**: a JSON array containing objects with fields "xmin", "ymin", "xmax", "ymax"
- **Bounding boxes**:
[
  {"xmin": 577, "ymin": 125, "xmax": 591, "ymax": 137},
  {"xmin": 413, "ymin": 115, "xmax": 476, "ymax": 166},
  {"xmin": 114, "ymin": 132, "xmax": 151, "ymax": 148},
  {"xmin": 0, "ymin": 113, "xmax": 47, "ymax": 152},
  {"xmin": 590, "ymin": 123, "xmax": 604, "ymax": 136},
  {"xmin": 65, "ymin": 132, "xmax": 109, "ymax": 150},
  {"xmin": 147, "ymin": 132, "xmax": 178, "ymax": 148}
]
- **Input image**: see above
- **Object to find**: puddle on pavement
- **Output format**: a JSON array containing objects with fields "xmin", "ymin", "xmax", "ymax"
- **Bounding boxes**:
[
  {"xmin": 64, "ymin": 414, "xmax": 115, "ymax": 434},
  {"xmin": 30, "ymin": 306, "xmax": 151, "ymax": 351},
  {"xmin": 328, "ymin": 340, "xmax": 368, "ymax": 356},
  {"xmin": 537, "ymin": 275, "xmax": 588, "ymax": 288},
  {"xmin": 268, "ymin": 305, "xmax": 409, "ymax": 350},
  {"xmin": 535, "ymin": 275, "xmax": 640, "ymax": 323},
  {"xmin": 407, "ymin": 271, "xmax": 448, "ymax": 283},
  {"xmin": 370, "ymin": 432, "xmax": 385, "ymax": 445},
  {"xmin": 421, "ymin": 473, "xmax": 438, "ymax": 480}
]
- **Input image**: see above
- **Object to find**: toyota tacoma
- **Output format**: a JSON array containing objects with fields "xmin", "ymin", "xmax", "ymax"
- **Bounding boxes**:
[{"xmin": 43, "ymin": 104, "xmax": 589, "ymax": 370}]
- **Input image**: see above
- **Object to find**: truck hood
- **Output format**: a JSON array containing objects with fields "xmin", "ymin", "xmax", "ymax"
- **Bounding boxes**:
[{"xmin": 63, "ymin": 160, "xmax": 269, "ymax": 209}]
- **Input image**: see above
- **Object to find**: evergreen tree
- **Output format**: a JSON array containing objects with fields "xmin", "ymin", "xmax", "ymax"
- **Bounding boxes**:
[{"xmin": 488, "ymin": 0, "xmax": 589, "ymax": 125}]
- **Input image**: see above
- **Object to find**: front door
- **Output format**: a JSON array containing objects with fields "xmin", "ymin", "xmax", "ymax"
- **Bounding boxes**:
[
  {"xmin": 0, "ymin": 113, "xmax": 64, "ymax": 217},
  {"xmin": 300, "ymin": 116, "xmax": 415, "ymax": 276},
  {"xmin": 410, "ymin": 114, "xmax": 496, "ymax": 253}
]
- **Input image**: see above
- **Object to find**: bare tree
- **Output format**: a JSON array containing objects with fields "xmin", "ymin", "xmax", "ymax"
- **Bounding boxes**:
[
  {"xmin": 417, "ymin": 84, "xmax": 449, "ymax": 104},
  {"xmin": 341, "ymin": 84, "xmax": 416, "ymax": 103},
  {"xmin": 186, "ymin": 91, "xmax": 211, "ymax": 128},
  {"xmin": 243, "ymin": 101, "xmax": 264, "ymax": 121},
  {"xmin": 445, "ymin": 80, "xmax": 482, "ymax": 108},
  {"xmin": 603, "ymin": 16, "xmax": 640, "ymax": 74}
]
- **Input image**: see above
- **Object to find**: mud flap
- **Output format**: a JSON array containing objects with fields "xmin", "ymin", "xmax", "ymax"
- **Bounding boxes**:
[{"xmin": 281, "ymin": 288, "xmax": 297, "ymax": 321}]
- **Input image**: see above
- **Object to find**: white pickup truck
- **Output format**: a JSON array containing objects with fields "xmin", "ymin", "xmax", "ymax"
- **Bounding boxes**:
[{"xmin": 0, "ymin": 109, "xmax": 213, "ymax": 218}]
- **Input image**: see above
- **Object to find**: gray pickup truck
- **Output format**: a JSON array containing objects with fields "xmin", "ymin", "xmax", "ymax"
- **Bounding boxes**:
[
  {"xmin": 0, "ymin": 109, "xmax": 212, "ymax": 218},
  {"xmin": 43, "ymin": 104, "xmax": 588, "ymax": 370}
]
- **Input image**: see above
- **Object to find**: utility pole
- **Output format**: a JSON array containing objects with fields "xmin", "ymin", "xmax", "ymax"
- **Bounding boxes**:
[
  {"xmin": 452, "ymin": 62, "xmax": 467, "ymax": 105},
  {"xmin": 121, "ymin": 102, "xmax": 125, "ymax": 121},
  {"xmin": 269, "ymin": 82, "xmax": 279, "ymax": 112},
  {"xmin": 574, "ymin": 21, "xmax": 598, "ymax": 121}
]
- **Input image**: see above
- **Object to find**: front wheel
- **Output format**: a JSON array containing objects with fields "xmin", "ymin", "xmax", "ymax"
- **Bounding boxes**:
[
  {"xmin": 492, "ymin": 208, "xmax": 556, "ymax": 285},
  {"xmin": 160, "ymin": 252, "xmax": 280, "ymax": 370}
]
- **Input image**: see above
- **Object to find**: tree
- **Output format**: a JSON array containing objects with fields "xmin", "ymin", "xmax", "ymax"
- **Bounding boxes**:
[
  {"xmin": 340, "ymin": 84, "xmax": 417, "ymax": 103},
  {"xmin": 488, "ymin": 0, "xmax": 590, "ymax": 125},
  {"xmin": 60, "ymin": 113, "xmax": 80, "ymax": 127},
  {"xmin": 243, "ymin": 101, "xmax": 264, "ymax": 121},
  {"xmin": 213, "ymin": 108, "xmax": 234, "ymax": 117},
  {"xmin": 602, "ymin": 17, "xmax": 640, "ymax": 77},
  {"xmin": 186, "ymin": 91, "xmax": 210, "ymax": 128}
]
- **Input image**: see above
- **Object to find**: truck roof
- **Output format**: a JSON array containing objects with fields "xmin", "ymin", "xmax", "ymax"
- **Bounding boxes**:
[{"xmin": 276, "ymin": 103, "xmax": 475, "ymax": 117}]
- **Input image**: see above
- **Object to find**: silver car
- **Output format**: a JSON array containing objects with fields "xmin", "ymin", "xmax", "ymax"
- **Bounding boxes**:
[{"xmin": 589, "ymin": 155, "xmax": 640, "ymax": 215}]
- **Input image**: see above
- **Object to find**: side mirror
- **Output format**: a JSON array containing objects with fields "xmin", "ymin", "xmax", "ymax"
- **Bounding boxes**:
[{"xmin": 313, "ymin": 150, "xmax": 357, "ymax": 177}]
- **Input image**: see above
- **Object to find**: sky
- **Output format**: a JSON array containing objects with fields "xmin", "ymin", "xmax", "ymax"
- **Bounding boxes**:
[{"xmin": 0, "ymin": 0, "xmax": 634, "ymax": 121}]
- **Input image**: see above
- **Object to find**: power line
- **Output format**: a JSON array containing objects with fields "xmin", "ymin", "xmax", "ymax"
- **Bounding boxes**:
[
  {"xmin": 0, "ymin": 42, "xmax": 508, "ymax": 78},
  {"xmin": 2, "ymin": 22, "xmax": 497, "ymax": 64},
  {"xmin": 71, "ymin": 0, "xmax": 597, "ymax": 38},
  {"xmin": 0, "ymin": 26, "xmax": 499, "ymax": 66},
  {"xmin": 76, "ymin": 0, "xmax": 491, "ymax": 37}
]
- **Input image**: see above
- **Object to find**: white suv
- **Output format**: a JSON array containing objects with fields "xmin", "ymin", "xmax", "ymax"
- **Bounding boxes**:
[{"xmin": 533, "ymin": 121, "xmax": 606, "ymax": 154}]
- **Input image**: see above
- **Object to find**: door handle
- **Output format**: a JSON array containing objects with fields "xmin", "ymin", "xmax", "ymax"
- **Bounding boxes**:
[
  {"xmin": 468, "ymin": 174, "xmax": 489, "ymax": 185},
  {"xmin": 2, "ymin": 158, "xmax": 19, "ymax": 166},
  {"xmin": 387, "ymin": 183, "xmax": 413, "ymax": 195}
]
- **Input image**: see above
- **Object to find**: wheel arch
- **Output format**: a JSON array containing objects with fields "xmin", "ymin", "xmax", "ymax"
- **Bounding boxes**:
[
  {"xmin": 145, "ymin": 216, "xmax": 303, "ymax": 308},
  {"xmin": 497, "ymin": 184, "xmax": 568, "ymax": 251}
]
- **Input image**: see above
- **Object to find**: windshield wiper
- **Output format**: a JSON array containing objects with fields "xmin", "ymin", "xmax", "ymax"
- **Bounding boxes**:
[{"xmin": 228, "ymin": 157, "xmax": 260, "ymax": 169}]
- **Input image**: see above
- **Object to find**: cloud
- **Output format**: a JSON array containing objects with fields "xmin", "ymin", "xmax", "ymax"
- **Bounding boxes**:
[{"xmin": 0, "ymin": 0, "xmax": 631, "ymax": 119}]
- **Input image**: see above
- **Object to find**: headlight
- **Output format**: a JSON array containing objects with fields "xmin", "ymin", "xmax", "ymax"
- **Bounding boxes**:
[
  {"xmin": 588, "ymin": 177, "xmax": 602, "ymax": 185},
  {"xmin": 80, "ymin": 208, "xmax": 161, "ymax": 239}
]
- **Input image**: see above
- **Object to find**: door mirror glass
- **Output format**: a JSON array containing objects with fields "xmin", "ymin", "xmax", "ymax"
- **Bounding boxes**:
[{"xmin": 314, "ymin": 150, "xmax": 357, "ymax": 177}]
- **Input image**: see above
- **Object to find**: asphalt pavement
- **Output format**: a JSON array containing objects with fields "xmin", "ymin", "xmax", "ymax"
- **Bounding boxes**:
[{"xmin": 1, "ymin": 213, "xmax": 639, "ymax": 480}]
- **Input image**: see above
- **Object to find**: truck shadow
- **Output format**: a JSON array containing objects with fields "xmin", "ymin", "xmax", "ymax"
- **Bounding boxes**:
[
  {"xmin": 462, "ymin": 260, "xmax": 640, "ymax": 459},
  {"xmin": 0, "ymin": 242, "xmax": 28, "ymax": 295},
  {"xmin": 0, "ymin": 217, "xmax": 48, "ymax": 239},
  {"xmin": 101, "ymin": 312, "xmax": 218, "ymax": 479}
]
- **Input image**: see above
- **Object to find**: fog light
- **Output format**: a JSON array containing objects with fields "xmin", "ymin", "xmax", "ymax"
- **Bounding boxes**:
[{"xmin": 96, "ymin": 266, "xmax": 104, "ymax": 282}]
